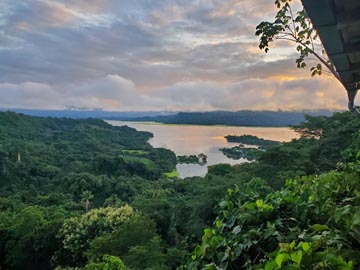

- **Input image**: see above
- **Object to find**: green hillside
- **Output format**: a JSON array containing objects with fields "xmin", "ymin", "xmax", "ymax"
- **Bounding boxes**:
[{"xmin": 0, "ymin": 111, "xmax": 359, "ymax": 270}]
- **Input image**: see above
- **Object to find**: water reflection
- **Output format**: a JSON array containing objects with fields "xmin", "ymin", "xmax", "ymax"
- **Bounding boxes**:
[{"xmin": 107, "ymin": 121, "xmax": 298, "ymax": 178}]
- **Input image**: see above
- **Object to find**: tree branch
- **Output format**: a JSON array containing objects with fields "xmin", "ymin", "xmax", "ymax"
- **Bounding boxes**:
[{"xmin": 297, "ymin": 40, "xmax": 341, "ymax": 82}]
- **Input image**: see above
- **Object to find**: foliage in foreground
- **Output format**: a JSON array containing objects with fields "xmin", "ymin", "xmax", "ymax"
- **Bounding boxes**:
[{"xmin": 186, "ymin": 161, "xmax": 360, "ymax": 269}]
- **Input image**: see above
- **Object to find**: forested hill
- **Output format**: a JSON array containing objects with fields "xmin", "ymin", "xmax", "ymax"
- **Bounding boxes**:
[
  {"xmin": 0, "ymin": 111, "xmax": 177, "ymax": 193},
  {"xmin": 122, "ymin": 110, "xmax": 334, "ymax": 127},
  {"xmin": 0, "ymin": 111, "xmax": 360, "ymax": 270},
  {"xmin": 1, "ymin": 109, "xmax": 334, "ymax": 126},
  {"xmin": 1, "ymin": 109, "xmax": 176, "ymax": 119}
]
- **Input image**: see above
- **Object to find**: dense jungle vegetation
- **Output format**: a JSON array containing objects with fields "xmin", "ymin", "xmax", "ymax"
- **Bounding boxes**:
[{"xmin": 0, "ymin": 111, "xmax": 359, "ymax": 270}]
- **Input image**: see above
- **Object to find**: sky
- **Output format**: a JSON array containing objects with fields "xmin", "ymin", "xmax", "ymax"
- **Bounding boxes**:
[{"xmin": 0, "ymin": 0, "xmax": 349, "ymax": 111}]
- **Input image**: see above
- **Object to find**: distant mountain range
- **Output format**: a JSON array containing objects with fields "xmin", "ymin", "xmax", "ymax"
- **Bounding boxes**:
[
  {"xmin": 0, "ymin": 109, "xmax": 176, "ymax": 119},
  {"xmin": 1, "ymin": 109, "xmax": 336, "ymax": 127},
  {"xmin": 119, "ymin": 110, "xmax": 336, "ymax": 127}
]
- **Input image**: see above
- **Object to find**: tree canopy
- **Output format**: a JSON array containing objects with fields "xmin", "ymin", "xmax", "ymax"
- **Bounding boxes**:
[{"xmin": 1, "ymin": 111, "xmax": 360, "ymax": 269}]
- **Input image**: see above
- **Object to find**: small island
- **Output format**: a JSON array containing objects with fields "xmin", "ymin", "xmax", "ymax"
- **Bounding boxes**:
[
  {"xmin": 220, "ymin": 135, "xmax": 281, "ymax": 160},
  {"xmin": 225, "ymin": 134, "xmax": 280, "ymax": 149},
  {"xmin": 220, "ymin": 145, "xmax": 262, "ymax": 161},
  {"xmin": 177, "ymin": 153, "xmax": 207, "ymax": 165}
]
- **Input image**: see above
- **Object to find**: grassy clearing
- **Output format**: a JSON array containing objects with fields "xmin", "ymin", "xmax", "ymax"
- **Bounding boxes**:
[
  {"xmin": 121, "ymin": 149, "xmax": 149, "ymax": 155},
  {"xmin": 163, "ymin": 169, "xmax": 179, "ymax": 178}
]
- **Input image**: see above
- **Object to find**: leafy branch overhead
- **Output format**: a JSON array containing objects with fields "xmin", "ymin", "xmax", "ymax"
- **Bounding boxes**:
[{"xmin": 255, "ymin": 0, "xmax": 340, "ymax": 81}]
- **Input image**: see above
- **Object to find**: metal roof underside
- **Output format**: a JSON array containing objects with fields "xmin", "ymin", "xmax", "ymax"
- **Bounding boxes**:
[{"xmin": 301, "ymin": 0, "xmax": 360, "ymax": 92}]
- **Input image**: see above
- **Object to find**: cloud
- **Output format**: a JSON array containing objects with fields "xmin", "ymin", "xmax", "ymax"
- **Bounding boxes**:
[
  {"xmin": 0, "ymin": 75, "xmax": 140, "ymax": 109},
  {"xmin": 150, "ymin": 76, "xmax": 346, "ymax": 111},
  {"xmin": 0, "ymin": 0, "xmax": 353, "ymax": 111},
  {"xmin": 0, "ymin": 72, "xmax": 347, "ymax": 111},
  {"xmin": 0, "ymin": 82, "xmax": 61, "ymax": 109}
]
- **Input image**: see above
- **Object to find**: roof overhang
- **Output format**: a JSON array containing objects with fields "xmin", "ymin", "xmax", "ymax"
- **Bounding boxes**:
[{"xmin": 301, "ymin": 0, "xmax": 360, "ymax": 92}]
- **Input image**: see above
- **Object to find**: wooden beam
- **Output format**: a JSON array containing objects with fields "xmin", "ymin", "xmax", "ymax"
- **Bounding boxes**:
[
  {"xmin": 328, "ymin": 42, "xmax": 360, "ymax": 56},
  {"xmin": 301, "ymin": 0, "xmax": 336, "ymax": 26},
  {"xmin": 336, "ymin": 62, "xmax": 360, "ymax": 72},
  {"xmin": 339, "ymin": 71, "xmax": 354, "ymax": 83},
  {"xmin": 302, "ymin": 0, "xmax": 360, "ymax": 92},
  {"xmin": 349, "ymin": 62, "xmax": 360, "ymax": 73},
  {"xmin": 337, "ymin": 8, "xmax": 360, "ymax": 28},
  {"xmin": 344, "ymin": 81, "xmax": 358, "ymax": 91},
  {"xmin": 315, "ymin": 11, "xmax": 360, "ymax": 30},
  {"xmin": 343, "ymin": 74, "xmax": 360, "ymax": 90},
  {"xmin": 344, "ymin": 42, "xmax": 360, "ymax": 54}
]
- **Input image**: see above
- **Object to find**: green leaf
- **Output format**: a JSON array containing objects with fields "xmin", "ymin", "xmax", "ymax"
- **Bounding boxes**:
[
  {"xmin": 301, "ymin": 242, "xmax": 311, "ymax": 252},
  {"xmin": 210, "ymin": 236, "xmax": 223, "ymax": 248},
  {"xmin": 203, "ymin": 228, "xmax": 215, "ymax": 240},
  {"xmin": 232, "ymin": 225, "xmax": 241, "ymax": 235},
  {"xmin": 291, "ymin": 250, "xmax": 303, "ymax": 266},
  {"xmin": 193, "ymin": 246, "xmax": 201, "ymax": 259},
  {"xmin": 289, "ymin": 240, "xmax": 296, "ymax": 249},
  {"xmin": 310, "ymin": 224, "xmax": 329, "ymax": 232},
  {"xmin": 265, "ymin": 260, "xmax": 277, "ymax": 270},
  {"xmin": 275, "ymin": 253, "xmax": 289, "ymax": 267},
  {"xmin": 244, "ymin": 202, "xmax": 256, "ymax": 210},
  {"xmin": 256, "ymin": 199, "xmax": 264, "ymax": 208},
  {"xmin": 352, "ymin": 212, "xmax": 360, "ymax": 226},
  {"xmin": 220, "ymin": 251, "xmax": 229, "ymax": 262},
  {"xmin": 215, "ymin": 220, "xmax": 223, "ymax": 229}
]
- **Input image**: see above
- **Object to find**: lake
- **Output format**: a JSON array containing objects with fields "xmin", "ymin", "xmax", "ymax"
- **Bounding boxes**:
[{"xmin": 107, "ymin": 121, "xmax": 299, "ymax": 178}]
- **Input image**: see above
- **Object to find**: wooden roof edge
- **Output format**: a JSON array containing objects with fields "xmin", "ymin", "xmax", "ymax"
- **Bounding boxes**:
[{"xmin": 337, "ymin": 62, "xmax": 360, "ymax": 73}]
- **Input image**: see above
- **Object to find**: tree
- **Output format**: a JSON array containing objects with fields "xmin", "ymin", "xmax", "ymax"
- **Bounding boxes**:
[
  {"xmin": 85, "ymin": 255, "xmax": 129, "ymax": 270},
  {"xmin": 86, "ymin": 213, "xmax": 158, "ymax": 261},
  {"xmin": 124, "ymin": 237, "xmax": 169, "ymax": 270},
  {"xmin": 81, "ymin": 190, "xmax": 94, "ymax": 212},
  {"xmin": 55, "ymin": 255, "xmax": 129, "ymax": 270},
  {"xmin": 57, "ymin": 206, "xmax": 134, "ymax": 266},
  {"xmin": 3, "ymin": 206, "xmax": 66, "ymax": 270},
  {"xmin": 255, "ymin": 0, "xmax": 359, "ymax": 114},
  {"xmin": 103, "ymin": 194, "xmax": 123, "ymax": 208}
]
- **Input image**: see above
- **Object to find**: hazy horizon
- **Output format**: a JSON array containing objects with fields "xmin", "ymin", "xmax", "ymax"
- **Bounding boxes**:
[{"xmin": 1, "ymin": 108, "xmax": 338, "ymax": 113}]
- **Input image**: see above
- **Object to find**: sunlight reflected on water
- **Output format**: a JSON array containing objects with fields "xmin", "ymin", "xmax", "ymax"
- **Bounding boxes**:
[{"xmin": 107, "ymin": 121, "xmax": 299, "ymax": 178}]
